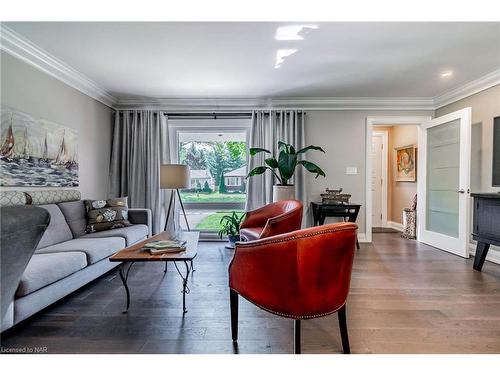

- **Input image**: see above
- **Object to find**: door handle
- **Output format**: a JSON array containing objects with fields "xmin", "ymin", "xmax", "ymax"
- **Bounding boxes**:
[{"xmin": 457, "ymin": 189, "xmax": 465, "ymax": 194}]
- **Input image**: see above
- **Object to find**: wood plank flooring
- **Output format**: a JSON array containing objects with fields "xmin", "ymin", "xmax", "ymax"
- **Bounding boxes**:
[{"xmin": 1, "ymin": 233, "xmax": 500, "ymax": 354}]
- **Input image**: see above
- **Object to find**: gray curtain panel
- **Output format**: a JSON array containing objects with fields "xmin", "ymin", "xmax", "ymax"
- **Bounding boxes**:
[
  {"xmin": 109, "ymin": 111, "xmax": 171, "ymax": 234},
  {"xmin": 246, "ymin": 110, "xmax": 309, "ymax": 225}
]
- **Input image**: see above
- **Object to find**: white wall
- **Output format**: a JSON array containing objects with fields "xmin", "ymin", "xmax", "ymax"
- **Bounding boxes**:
[
  {"xmin": 305, "ymin": 110, "xmax": 433, "ymax": 235},
  {"xmin": 0, "ymin": 51, "xmax": 114, "ymax": 199}
]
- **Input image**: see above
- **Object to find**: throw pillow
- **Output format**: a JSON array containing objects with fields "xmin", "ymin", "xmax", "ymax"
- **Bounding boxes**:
[{"xmin": 84, "ymin": 197, "xmax": 131, "ymax": 233}]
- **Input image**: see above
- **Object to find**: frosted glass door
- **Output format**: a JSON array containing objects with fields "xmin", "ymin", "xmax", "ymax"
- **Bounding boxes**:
[
  {"xmin": 418, "ymin": 108, "xmax": 471, "ymax": 258},
  {"xmin": 426, "ymin": 119, "xmax": 460, "ymax": 237}
]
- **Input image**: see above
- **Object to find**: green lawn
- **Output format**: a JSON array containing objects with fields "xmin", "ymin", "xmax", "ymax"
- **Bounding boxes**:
[
  {"xmin": 180, "ymin": 191, "xmax": 246, "ymax": 203},
  {"xmin": 195, "ymin": 211, "xmax": 245, "ymax": 231}
]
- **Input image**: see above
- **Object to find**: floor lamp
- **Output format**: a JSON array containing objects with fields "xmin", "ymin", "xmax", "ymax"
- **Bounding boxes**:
[{"xmin": 160, "ymin": 164, "xmax": 191, "ymax": 232}]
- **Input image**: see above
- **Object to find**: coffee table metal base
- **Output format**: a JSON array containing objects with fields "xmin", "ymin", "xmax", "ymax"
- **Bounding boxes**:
[{"xmin": 119, "ymin": 260, "xmax": 193, "ymax": 314}]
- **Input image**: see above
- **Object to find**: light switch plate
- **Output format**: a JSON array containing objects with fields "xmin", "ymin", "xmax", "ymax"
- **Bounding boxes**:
[{"xmin": 346, "ymin": 167, "xmax": 358, "ymax": 175}]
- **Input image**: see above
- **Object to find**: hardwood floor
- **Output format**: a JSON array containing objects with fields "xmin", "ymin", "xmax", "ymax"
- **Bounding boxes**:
[{"xmin": 2, "ymin": 233, "xmax": 500, "ymax": 354}]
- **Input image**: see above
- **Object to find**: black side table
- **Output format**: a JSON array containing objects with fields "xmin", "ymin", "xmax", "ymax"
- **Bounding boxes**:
[{"xmin": 311, "ymin": 202, "xmax": 362, "ymax": 249}]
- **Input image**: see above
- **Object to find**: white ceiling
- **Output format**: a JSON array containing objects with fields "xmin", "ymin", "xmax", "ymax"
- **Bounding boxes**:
[{"xmin": 4, "ymin": 22, "xmax": 500, "ymax": 100}]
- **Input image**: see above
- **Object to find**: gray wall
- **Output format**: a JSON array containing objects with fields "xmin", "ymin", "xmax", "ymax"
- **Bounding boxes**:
[
  {"xmin": 0, "ymin": 51, "xmax": 113, "ymax": 199},
  {"xmin": 436, "ymin": 84, "xmax": 500, "ymax": 193},
  {"xmin": 305, "ymin": 110, "xmax": 433, "ymax": 235}
]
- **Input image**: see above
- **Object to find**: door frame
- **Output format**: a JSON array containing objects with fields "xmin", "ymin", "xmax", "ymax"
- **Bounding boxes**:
[
  {"xmin": 417, "ymin": 108, "xmax": 472, "ymax": 258},
  {"xmin": 372, "ymin": 129, "xmax": 389, "ymax": 228},
  {"xmin": 365, "ymin": 116, "xmax": 432, "ymax": 243}
]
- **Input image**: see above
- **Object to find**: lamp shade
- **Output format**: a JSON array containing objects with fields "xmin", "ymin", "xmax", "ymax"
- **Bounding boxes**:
[{"xmin": 160, "ymin": 164, "xmax": 190, "ymax": 189}]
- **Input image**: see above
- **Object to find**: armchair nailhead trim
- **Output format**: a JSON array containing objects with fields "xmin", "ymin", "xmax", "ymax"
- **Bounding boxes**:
[{"xmin": 245, "ymin": 296, "xmax": 346, "ymax": 320}]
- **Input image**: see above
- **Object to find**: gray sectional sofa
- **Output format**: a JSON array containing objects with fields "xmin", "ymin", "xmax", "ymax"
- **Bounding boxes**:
[{"xmin": 1, "ymin": 193, "xmax": 151, "ymax": 332}]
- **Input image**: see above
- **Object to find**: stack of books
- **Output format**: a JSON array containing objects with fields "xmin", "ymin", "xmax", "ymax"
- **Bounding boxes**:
[{"xmin": 143, "ymin": 240, "xmax": 187, "ymax": 254}]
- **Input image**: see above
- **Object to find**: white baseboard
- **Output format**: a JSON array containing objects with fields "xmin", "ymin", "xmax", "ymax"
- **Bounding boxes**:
[
  {"xmin": 469, "ymin": 241, "xmax": 500, "ymax": 266},
  {"xmin": 387, "ymin": 221, "xmax": 403, "ymax": 232},
  {"xmin": 358, "ymin": 233, "xmax": 369, "ymax": 243}
]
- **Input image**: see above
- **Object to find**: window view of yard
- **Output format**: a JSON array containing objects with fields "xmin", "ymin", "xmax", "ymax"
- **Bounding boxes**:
[
  {"xmin": 179, "ymin": 191, "xmax": 246, "ymax": 203},
  {"xmin": 194, "ymin": 211, "xmax": 245, "ymax": 231},
  {"xmin": 177, "ymin": 131, "xmax": 247, "ymax": 232}
]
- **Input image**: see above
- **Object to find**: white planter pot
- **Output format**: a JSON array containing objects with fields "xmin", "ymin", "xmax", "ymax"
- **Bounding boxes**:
[{"xmin": 273, "ymin": 185, "xmax": 295, "ymax": 202}]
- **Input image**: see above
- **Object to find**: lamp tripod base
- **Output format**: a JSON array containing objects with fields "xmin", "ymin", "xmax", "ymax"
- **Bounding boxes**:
[{"xmin": 164, "ymin": 189, "xmax": 191, "ymax": 232}]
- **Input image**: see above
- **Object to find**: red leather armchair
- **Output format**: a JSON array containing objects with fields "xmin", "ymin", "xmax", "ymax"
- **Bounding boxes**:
[
  {"xmin": 229, "ymin": 222, "xmax": 357, "ymax": 354},
  {"xmin": 239, "ymin": 200, "xmax": 303, "ymax": 241}
]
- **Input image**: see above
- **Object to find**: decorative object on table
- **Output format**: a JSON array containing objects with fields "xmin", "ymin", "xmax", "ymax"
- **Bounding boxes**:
[
  {"xmin": 401, "ymin": 194, "xmax": 417, "ymax": 239},
  {"xmin": 311, "ymin": 201, "xmax": 361, "ymax": 249},
  {"xmin": 161, "ymin": 164, "xmax": 191, "ymax": 231},
  {"xmin": 246, "ymin": 141, "xmax": 326, "ymax": 202},
  {"xmin": 395, "ymin": 144, "xmax": 416, "ymax": 182},
  {"xmin": 0, "ymin": 106, "xmax": 78, "ymax": 187},
  {"xmin": 219, "ymin": 211, "xmax": 245, "ymax": 249},
  {"xmin": 320, "ymin": 188, "xmax": 351, "ymax": 204},
  {"xmin": 144, "ymin": 240, "xmax": 187, "ymax": 254},
  {"xmin": 84, "ymin": 197, "xmax": 131, "ymax": 233}
]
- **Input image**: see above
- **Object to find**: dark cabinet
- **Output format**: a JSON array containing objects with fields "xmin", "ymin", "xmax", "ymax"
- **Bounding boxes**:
[{"xmin": 471, "ymin": 193, "xmax": 500, "ymax": 271}]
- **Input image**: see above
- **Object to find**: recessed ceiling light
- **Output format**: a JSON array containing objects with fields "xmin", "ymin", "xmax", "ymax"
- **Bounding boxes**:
[
  {"xmin": 441, "ymin": 71, "xmax": 453, "ymax": 78},
  {"xmin": 275, "ymin": 25, "xmax": 318, "ymax": 41},
  {"xmin": 275, "ymin": 49, "xmax": 297, "ymax": 69}
]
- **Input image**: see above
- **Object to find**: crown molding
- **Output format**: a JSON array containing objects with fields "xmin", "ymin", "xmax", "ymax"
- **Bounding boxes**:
[
  {"xmin": 114, "ymin": 96, "xmax": 436, "ymax": 111},
  {"xmin": 0, "ymin": 24, "xmax": 117, "ymax": 108},
  {"xmin": 433, "ymin": 68, "xmax": 500, "ymax": 109}
]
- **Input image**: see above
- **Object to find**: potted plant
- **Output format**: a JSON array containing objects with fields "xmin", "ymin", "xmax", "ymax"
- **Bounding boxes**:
[
  {"xmin": 218, "ymin": 211, "xmax": 245, "ymax": 249},
  {"xmin": 247, "ymin": 141, "xmax": 326, "ymax": 202}
]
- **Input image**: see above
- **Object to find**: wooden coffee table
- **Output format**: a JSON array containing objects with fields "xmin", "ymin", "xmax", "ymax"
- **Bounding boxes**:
[{"xmin": 110, "ymin": 231, "xmax": 199, "ymax": 314}]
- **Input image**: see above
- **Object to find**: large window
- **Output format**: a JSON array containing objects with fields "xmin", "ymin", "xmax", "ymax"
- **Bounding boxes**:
[{"xmin": 169, "ymin": 119, "xmax": 250, "ymax": 236}]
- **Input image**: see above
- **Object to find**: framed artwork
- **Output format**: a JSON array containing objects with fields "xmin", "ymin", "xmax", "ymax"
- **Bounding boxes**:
[
  {"xmin": 0, "ymin": 106, "xmax": 79, "ymax": 187},
  {"xmin": 395, "ymin": 144, "xmax": 416, "ymax": 182}
]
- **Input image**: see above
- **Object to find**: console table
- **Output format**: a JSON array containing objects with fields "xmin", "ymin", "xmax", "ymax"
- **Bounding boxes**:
[
  {"xmin": 311, "ymin": 202, "xmax": 361, "ymax": 249},
  {"xmin": 471, "ymin": 193, "xmax": 500, "ymax": 271}
]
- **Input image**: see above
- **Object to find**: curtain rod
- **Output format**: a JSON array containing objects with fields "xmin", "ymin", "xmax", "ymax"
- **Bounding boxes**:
[
  {"xmin": 163, "ymin": 111, "xmax": 306, "ymax": 118},
  {"xmin": 117, "ymin": 111, "xmax": 306, "ymax": 119},
  {"xmin": 164, "ymin": 112, "xmax": 252, "ymax": 119}
]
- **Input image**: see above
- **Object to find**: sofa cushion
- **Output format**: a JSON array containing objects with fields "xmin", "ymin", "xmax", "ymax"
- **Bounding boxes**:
[
  {"xmin": 36, "ymin": 237, "xmax": 126, "ymax": 264},
  {"xmin": 80, "ymin": 224, "xmax": 148, "ymax": 246},
  {"xmin": 36, "ymin": 204, "xmax": 73, "ymax": 249},
  {"xmin": 16, "ymin": 252, "xmax": 87, "ymax": 297},
  {"xmin": 25, "ymin": 190, "xmax": 81, "ymax": 205},
  {"xmin": 0, "ymin": 191, "xmax": 27, "ymax": 207},
  {"xmin": 58, "ymin": 200, "xmax": 87, "ymax": 237},
  {"xmin": 84, "ymin": 197, "xmax": 131, "ymax": 233}
]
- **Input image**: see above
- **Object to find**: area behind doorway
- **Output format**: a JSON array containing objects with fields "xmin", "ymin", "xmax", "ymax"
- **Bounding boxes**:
[{"xmin": 371, "ymin": 124, "xmax": 419, "ymax": 234}]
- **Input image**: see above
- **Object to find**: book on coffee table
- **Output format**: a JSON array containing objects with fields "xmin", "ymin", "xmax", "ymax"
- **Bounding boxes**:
[{"xmin": 143, "ymin": 240, "xmax": 187, "ymax": 254}]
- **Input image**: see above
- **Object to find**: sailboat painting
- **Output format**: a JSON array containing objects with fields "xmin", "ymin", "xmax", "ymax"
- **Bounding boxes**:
[{"xmin": 0, "ymin": 106, "xmax": 78, "ymax": 187}]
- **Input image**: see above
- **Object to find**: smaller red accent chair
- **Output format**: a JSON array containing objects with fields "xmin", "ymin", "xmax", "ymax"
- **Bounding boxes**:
[
  {"xmin": 229, "ymin": 222, "xmax": 357, "ymax": 354},
  {"xmin": 239, "ymin": 200, "xmax": 303, "ymax": 241}
]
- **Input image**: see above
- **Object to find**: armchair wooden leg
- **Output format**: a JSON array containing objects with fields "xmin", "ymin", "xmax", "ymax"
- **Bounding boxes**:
[
  {"xmin": 294, "ymin": 319, "xmax": 301, "ymax": 354},
  {"xmin": 230, "ymin": 289, "xmax": 239, "ymax": 342},
  {"xmin": 338, "ymin": 305, "xmax": 350, "ymax": 354}
]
